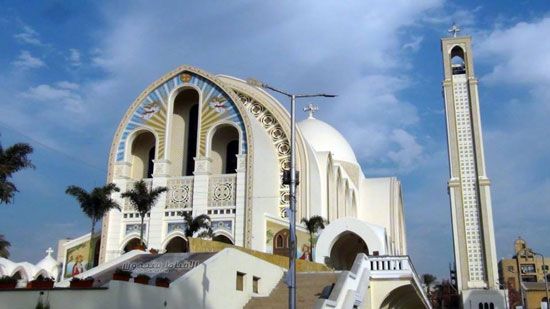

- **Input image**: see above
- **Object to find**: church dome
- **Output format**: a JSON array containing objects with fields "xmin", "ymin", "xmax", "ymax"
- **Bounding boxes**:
[{"xmin": 298, "ymin": 115, "xmax": 358, "ymax": 164}]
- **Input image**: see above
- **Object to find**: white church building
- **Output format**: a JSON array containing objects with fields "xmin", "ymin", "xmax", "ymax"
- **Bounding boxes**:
[{"xmin": 99, "ymin": 65, "xmax": 407, "ymax": 268}]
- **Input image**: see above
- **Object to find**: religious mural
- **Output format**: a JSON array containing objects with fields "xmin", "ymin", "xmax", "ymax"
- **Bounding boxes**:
[
  {"xmin": 265, "ymin": 220, "xmax": 315, "ymax": 261},
  {"xmin": 115, "ymin": 71, "xmax": 247, "ymax": 162},
  {"xmin": 63, "ymin": 234, "xmax": 101, "ymax": 278}
]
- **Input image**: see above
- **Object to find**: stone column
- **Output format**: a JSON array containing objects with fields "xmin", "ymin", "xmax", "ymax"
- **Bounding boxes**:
[
  {"xmin": 234, "ymin": 154, "xmax": 247, "ymax": 246},
  {"xmin": 148, "ymin": 159, "xmax": 172, "ymax": 251},
  {"xmin": 103, "ymin": 161, "xmax": 131, "ymax": 262},
  {"xmin": 192, "ymin": 157, "xmax": 211, "ymax": 216}
]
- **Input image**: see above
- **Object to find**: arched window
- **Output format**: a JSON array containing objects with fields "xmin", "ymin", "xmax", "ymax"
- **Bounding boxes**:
[
  {"xmin": 130, "ymin": 131, "xmax": 156, "ymax": 179},
  {"xmin": 478, "ymin": 303, "xmax": 483, "ymax": 309},
  {"xmin": 451, "ymin": 46, "xmax": 466, "ymax": 75},
  {"xmin": 170, "ymin": 89, "xmax": 199, "ymax": 176},
  {"xmin": 490, "ymin": 303, "xmax": 494, "ymax": 309},
  {"xmin": 276, "ymin": 235, "xmax": 284, "ymax": 248},
  {"xmin": 484, "ymin": 302, "xmax": 489, "ymax": 309},
  {"xmin": 210, "ymin": 125, "xmax": 239, "ymax": 174}
]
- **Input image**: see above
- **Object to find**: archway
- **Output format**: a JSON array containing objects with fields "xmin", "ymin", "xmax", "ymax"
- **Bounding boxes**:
[
  {"xmin": 380, "ymin": 284, "xmax": 424, "ymax": 309},
  {"xmin": 164, "ymin": 236, "xmax": 188, "ymax": 253},
  {"xmin": 209, "ymin": 124, "xmax": 239, "ymax": 174},
  {"xmin": 130, "ymin": 131, "xmax": 156, "ymax": 179},
  {"xmin": 123, "ymin": 238, "xmax": 141, "ymax": 253},
  {"xmin": 314, "ymin": 217, "xmax": 386, "ymax": 266},
  {"xmin": 169, "ymin": 89, "xmax": 199, "ymax": 176},
  {"xmin": 329, "ymin": 232, "xmax": 368, "ymax": 270},
  {"xmin": 213, "ymin": 234, "xmax": 233, "ymax": 245},
  {"xmin": 273, "ymin": 229, "xmax": 290, "ymax": 257}
]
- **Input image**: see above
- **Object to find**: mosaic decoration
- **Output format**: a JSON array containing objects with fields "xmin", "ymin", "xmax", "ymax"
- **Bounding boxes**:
[
  {"xmin": 209, "ymin": 175, "xmax": 237, "ymax": 207},
  {"xmin": 116, "ymin": 72, "xmax": 247, "ymax": 162},
  {"xmin": 212, "ymin": 220, "xmax": 232, "ymax": 233},
  {"xmin": 125, "ymin": 223, "xmax": 146, "ymax": 235},
  {"xmin": 166, "ymin": 177, "xmax": 194, "ymax": 209},
  {"xmin": 235, "ymin": 91, "xmax": 291, "ymax": 218},
  {"xmin": 167, "ymin": 222, "xmax": 187, "ymax": 234}
]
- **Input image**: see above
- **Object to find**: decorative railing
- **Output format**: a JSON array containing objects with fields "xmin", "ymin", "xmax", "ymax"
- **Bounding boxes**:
[
  {"xmin": 166, "ymin": 176, "xmax": 194, "ymax": 209},
  {"xmin": 315, "ymin": 255, "xmax": 431, "ymax": 309},
  {"xmin": 208, "ymin": 174, "xmax": 237, "ymax": 207},
  {"xmin": 123, "ymin": 178, "xmax": 153, "ymax": 211}
]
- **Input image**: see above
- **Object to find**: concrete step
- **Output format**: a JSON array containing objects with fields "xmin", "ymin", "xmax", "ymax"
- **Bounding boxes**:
[{"xmin": 244, "ymin": 272, "xmax": 340, "ymax": 309}]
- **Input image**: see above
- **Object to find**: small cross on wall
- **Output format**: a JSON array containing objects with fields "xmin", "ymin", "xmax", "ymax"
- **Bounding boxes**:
[{"xmin": 46, "ymin": 247, "xmax": 54, "ymax": 257}]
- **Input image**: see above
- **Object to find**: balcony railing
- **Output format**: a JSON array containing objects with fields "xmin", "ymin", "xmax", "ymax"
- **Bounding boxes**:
[
  {"xmin": 208, "ymin": 174, "xmax": 237, "ymax": 207},
  {"xmin": 166, "ymin": 176, "xmax": 194, "ymax": 209}
]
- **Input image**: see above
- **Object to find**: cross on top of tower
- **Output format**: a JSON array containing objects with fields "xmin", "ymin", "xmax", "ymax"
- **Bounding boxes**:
[
  {"xmin": 304, "ymin": 103, "xmax": 319, "ymax": 119},
  {"xmin": 46, "ymin": 247, "xmax": 54, "ymax": 257},
  {"xmin": 448, "ymin": 23, "xmax": 461, "ymax": 37}
]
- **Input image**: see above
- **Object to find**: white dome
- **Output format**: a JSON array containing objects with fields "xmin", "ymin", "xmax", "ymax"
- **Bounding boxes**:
[{"xmin": 298, "ymin": 116, "xmax": 358, "ymax": 164}]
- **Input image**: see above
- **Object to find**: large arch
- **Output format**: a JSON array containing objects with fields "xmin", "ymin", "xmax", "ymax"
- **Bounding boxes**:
[
  {"xmin": 207, "ymin": 123, "xmax": 241, "ymax": 175},
  {"xmin": 121, "ymin": 237, "xmax": 143, "ymax": 253},
  {"xmin": 327, "ymin": 157, "xmax": 336, "ymax": 223},
  {"xmin": 168, "ymin": 88, "xmax": 200, "ymax": 176},
  {"xmin": 329, "ymin": 231, "xmax": 368, "ymax": 270},
  {"xmin": 314, "ymin": 217, "xmax": 386, "ymax": 266},
  {"xmin": 163, "ymin": 235, "xmax": 188, "ymax": 253},
  {"xmin": 379, "ymin": 284, "xmax": 425, "ymax": 309},
  {"xmin": 128, "ymin": 130, "xmax": 157, "ymax": 179}
]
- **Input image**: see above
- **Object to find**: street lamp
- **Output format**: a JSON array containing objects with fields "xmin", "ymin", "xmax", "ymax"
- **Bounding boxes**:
[
  {"xmin": 247, "ymin": 77, "xmax": 336, "ymax": 309},
  {"xmin": 534, "ymin": 251, "xmax": 550, "ymax": 309}
]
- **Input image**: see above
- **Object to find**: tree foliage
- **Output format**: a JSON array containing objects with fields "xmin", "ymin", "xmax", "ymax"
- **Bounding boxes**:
[
  {"xmin": 181, "ymin": 212, "xmax": 212, "ymax": 238},
  {"xmin": 66, "ymin": 183, "xmax": 121, "ymax": 266},
  {"xmin": 121, "ymin": 180, "xmax": 167, "ymax": 246},
  {"xmin": 0, "ymin": 139, "xmax": 34, "ymax": 204},
  {"xmin": 0, "ymin": 234, "xmax": 10, "ymax": 258}
]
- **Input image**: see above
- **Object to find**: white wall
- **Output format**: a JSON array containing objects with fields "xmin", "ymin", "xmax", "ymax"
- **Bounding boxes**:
[{"xmin": 0, "ymin": 249, "xmax": 284, "ymax": 309}]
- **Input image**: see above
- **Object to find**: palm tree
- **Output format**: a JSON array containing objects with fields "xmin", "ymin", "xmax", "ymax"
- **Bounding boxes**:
[
  {"xmin": 301, "ymin": 215, "xmax": 325, "ymax": 260},
  {"xmin": 66, "ymin": 183, "xmax": 121, "ymax": 266},
  {"xmin": 422, "ymin": 273, "xmax": 437, "ymax": 296},
  {"xmin": 0, "ymin": 139, "xmax": 34, "ymax": 204},
  {"xmin": 0, "ymin": 234, "xmax": 10, "ymax": 258},
  {"xmin": 181, "ymin": 212, "xmax": 213, "ymax": 238},
  {"xmin": 121, "ymin": 180, "xmax": 167, "ymax": 247}
]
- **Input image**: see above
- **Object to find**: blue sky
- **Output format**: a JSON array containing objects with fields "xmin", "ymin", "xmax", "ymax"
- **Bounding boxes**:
[{"xmin": 1, "ymin": 1, "xmax": 549, "ymax": 280}]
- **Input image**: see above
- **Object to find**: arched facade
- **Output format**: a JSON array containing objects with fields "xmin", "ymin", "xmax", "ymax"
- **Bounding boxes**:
[{"xmin": 97, "ymin": 65, "xmax": 409, "ymax": 273}]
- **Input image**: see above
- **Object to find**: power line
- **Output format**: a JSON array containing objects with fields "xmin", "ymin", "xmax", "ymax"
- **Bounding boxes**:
[{"xmin": 0, "ymin": 121, "xmax": 107, "ymax": 173}]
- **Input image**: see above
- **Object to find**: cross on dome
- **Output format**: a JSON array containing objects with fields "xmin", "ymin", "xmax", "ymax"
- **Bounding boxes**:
[
  {"xmin": 304, "ymin": 103, "xmax": 319, "ymax": 119},
  {"xmin": 448, "ymin": 23, "xmax": 461, "ymax": 37},
  {"xmin": 46, "ymin": 247, "xmax": 54, "ymax": 257}
]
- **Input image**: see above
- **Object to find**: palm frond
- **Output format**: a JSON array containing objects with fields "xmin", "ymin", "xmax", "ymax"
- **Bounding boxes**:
[{"xmin": 0, "ymin": 234, "xmax": 10, "ymax": 258}]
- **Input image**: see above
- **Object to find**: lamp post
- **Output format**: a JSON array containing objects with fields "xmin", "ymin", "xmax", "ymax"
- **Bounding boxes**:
[
  {"xmin": 247, "ymin": 77, "xmax": 336, "ymax": 309},
  {"xmin": 534, "ymin": 252, "xmax": 550, "ymax": 309}
]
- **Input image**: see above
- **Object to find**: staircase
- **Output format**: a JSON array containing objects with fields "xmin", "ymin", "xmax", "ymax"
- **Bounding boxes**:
[{"xmin": 244, "ymin": 272, "xmax": 340, "ymax": 309}]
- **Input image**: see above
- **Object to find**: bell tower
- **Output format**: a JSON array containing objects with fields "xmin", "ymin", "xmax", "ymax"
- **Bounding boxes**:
[{"xmin": 441, "ymin": 26, "xmax": 506, "ymax": 307}]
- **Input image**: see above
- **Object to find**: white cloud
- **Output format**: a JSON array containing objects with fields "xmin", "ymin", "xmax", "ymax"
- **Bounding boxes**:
[
  {"xmin": 477, "ymin": 17, "xmax": 550, "ymax": 86},
  {"xmin": 472, "ymin": 18, "xmax": 550, "ymax": 260},
  {"xmin": 55, "ymin": 81, "xmax": 80, "ymax": 90},
  {"xmin": 13, "ymin": 24, "xmax": 43, "ymax": 46},
  {"xmin": 21, "ymin": 83, "xmax": 83, "ymax": 112},
  {"xmin": 68, "ymin": 48, "xmax": 81, "ymax": 67},
  {"xmin": 402, "ymin": 36, "xmax": 424, "ymax": 52},
  {"xmin": 12, "ymin": 50, "xmax": 45, "ymax": 69}
]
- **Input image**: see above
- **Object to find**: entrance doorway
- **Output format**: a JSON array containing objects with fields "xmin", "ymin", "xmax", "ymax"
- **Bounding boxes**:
[{"xmin": 329, "ymin": 232, "xmax": 368, "ymax": 270}]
